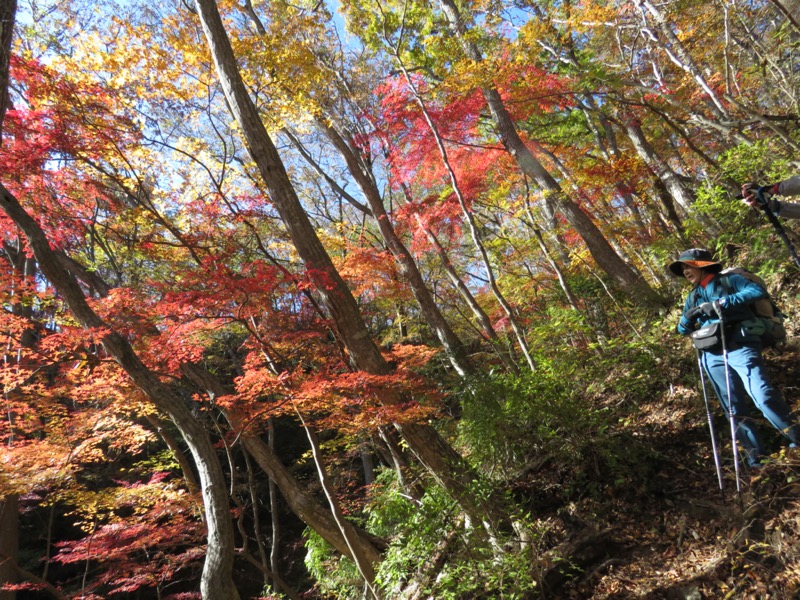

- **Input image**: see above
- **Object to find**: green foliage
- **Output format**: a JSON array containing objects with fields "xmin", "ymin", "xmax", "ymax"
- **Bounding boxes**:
[
  {"xmin": 304, "ymin": 529, "xmax": 363, "ymax": 599},
  {"xmin": 306, "ymin": 469, "xmax": 548, "ymax": 598},
  {"xmin": 128, "ymin": 448, "xmax": 181, "ymax": 477},
  {"xmin": 719, "ymin": 140, "xmax": 797, "ymax": 188},
  {"xmin": 681, "ymin": 154, "xmax": 800, "ymax": 277},
  {"xmin": 455, "ymin": 338, "xmax": 663, "ymax": 497},
  {"xmin": 527, "ymin": 300, "xmax": 595, "ymax": 348},
  {"xmin": 367, "ymin": 469, "xmax": 543, "ymax": 599},
  {"xmin": 584, "ymin": 337, "xmax": 663, "ymax": 400},
  {"xmin": 456, "ymin": 364, "xmax": 601, "ymax": 476}
]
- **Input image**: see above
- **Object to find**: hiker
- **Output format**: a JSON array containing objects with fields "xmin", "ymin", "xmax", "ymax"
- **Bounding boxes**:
[
  {"xmin": 741, "ymin": 176, "xmax": 800, "ymax": 218},
  {"xmin": 671, "ymin": 248, "xmax": 800, "ymax": 467}
]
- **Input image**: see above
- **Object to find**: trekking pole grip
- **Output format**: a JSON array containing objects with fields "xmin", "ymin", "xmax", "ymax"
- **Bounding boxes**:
[{"xmin": 713, "ymin": 299, "xmax": 724, "ymax": 320}]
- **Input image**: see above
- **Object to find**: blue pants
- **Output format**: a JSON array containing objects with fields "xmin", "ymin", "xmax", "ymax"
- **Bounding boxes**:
[{"xmin": 701, "ymin": 345, "xmax": 800, "ymax": 466}]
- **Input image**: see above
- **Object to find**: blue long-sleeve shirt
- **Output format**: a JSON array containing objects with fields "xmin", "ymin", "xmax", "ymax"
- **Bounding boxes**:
[{"xmin": 677, "ymin": 273, "xmax": 766, "ymax": 344}]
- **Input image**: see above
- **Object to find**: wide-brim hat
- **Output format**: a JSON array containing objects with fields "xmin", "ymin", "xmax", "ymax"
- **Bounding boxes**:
[{"xmin": 668, "ymin": 248, "xmax": 723, "ymax": 277}]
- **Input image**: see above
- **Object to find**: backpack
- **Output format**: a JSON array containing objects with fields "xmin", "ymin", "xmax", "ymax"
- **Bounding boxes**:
[{"xmin": 718, "ymin": 267, "xmax": 787, "ymax": 348}]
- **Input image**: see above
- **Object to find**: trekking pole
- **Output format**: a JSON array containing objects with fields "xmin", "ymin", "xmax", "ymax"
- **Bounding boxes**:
[
  {"xmin": 715, "ymin": 300, "xmax": 742, "ymax": 496},
  {"xmin": 695, "ymin": 347, "xmax": 725, "ymax": 494},
  {"xmin": 741, "ymin": 188, "xmax": 800, "ymax": 269}
]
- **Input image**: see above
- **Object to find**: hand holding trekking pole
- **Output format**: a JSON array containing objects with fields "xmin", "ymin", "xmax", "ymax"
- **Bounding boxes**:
[
  {"xmin": 686, "ymin": 301, "xmax": 717, "ymax": 320},
  {"xmin": 741, "ymin": 183, "xmax": 778, "ymax": 210},
  {"xmin": 737, "ymin": 186, "xmax": 800, "ymax": 269}
]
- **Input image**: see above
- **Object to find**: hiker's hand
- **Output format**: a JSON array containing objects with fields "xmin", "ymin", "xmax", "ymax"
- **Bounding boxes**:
[
  {"xmin": 742, "ymin": 183, "xmax": 782, "ymax": 211},
  {"xmin": 685, "ymin": 305, "xmax": 703, "ymax": 320},
  {"xmin": 742, "ymin": 182, "xmax": 759, "ymax": 203},
  {"xmin": 700, "ymin": 301, "xmax": 718, "ymax": 316},
  {"xmin": 687, "ymin": 302, "xmax": 717, "ymax": 319},
  {"xmin": 741, "ymin": 183, "xmax": 768, "ymax": 208}
]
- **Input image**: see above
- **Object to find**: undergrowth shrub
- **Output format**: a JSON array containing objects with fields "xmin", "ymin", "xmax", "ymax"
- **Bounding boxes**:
[
  {"xmin": 304, "ymin": 530, "xmax": 362, "ymax": 599},
  {"xmin": 305, "ymin": 468, "xmax": 548, "ymax": 599},
  {"xmin": 456, "ymin": 345, "xmax": 662, "ymax": 498},
  {"xmin": 368, "ymin": 470, "xmax": 544, "ymax": 599}
]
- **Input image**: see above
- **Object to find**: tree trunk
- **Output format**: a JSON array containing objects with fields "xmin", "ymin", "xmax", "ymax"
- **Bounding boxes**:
[
  {"xmin": 0, "ymin": 0, "xmax": 16, "ymax": 138},
  {"xmin": 0, "ymin": 182, "xmax": 240, "ymax": 600},
  {"xmin": 769, "ymin": 0, "xmax": 800, "ymax": 32},
  {"xmin": 295, "ymin": 409, "xmax": 379, "ymax": 594},
  {"xmin": 619, "ymin": 117, "xmax": 695, "ymax": 214},
  {"xmin": 636, "ymin": 0, "xmax": 730, "ymax": 119},
  {"xmin": 387, "ymin": 56, "xmax": 536, "ymax": 369},
  {"xmin": 267, "ymin": 420, "xmax": 280, "ymax": 592},
  {"xmin": 422, "ymin": 223, "xmax": 519, "ymax": 373},
  {"xmin": 191, "ymin": 0, "xmax": 510, "ymax": 530},
  {"xmin": 194, "ymin": 0, "xmax": 386, "ymax": 374},
  {"xmin": 144, "ymin": 413, "xmax": 201, "ymax": 494},
  {"xmin": 0, "ymin": 5, "xmax": 17, "ymax": 591},
  {"xmin": 179, "ymin": 362, "xmax": 384, "ymax": 570},
  {"xmin": 319, "ymin": 121, "xmax": 473, "ymax": 377}
]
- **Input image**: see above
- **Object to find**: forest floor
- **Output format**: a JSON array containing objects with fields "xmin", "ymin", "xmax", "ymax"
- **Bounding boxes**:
[{"xmin": 527, "ymin": 341, "xmax": 800, "ymax": 600}]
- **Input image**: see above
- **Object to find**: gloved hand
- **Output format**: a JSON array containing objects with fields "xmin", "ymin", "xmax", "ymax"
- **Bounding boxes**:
[
  {"xmin": 742, "ymin": 182, "xmax": 760, "ymax": 201},
  {"xmin": 741, "ymin": 182, "xmax": 781, "ymax": 211},
  {"xmin": 686, "ymin": 301, "xmax": 718, "ymax": 320}
]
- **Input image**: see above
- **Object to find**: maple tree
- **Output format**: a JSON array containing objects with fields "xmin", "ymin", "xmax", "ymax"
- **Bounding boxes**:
[{"xmin": 1, "ymin": 0, "xmax": 800, "ymax": 597}]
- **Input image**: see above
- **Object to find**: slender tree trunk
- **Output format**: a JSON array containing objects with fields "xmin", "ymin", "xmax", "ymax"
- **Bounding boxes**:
[
  {"xmin": 319, "ymin": 121, "xmax": 473, "ymax": 377},
  {"xmin": 580, "ymin": 99, "xmax": 649, "ymax": 234},
  {"xmin": 388, "ymin": 53, "xmax": 536, "ymax": 370},
  {"xmin": 618, "ymin": 116, "xmax": 695, "ymax": 214},
  {"xmin": 422, "ymin": 223, "xmax": 519, "ymax": 373},
  {"xmin": 179, "ymin": 362, "xmax": 384, "ymax": 570},
  {"xmin": 194, "ymin": 0, "xmax": 386, "ymax": 374},
  {"xmin": 377, "ymin": 427, "xmax": 424, "ymax": 501},
  {"xmin": 769, "ymin": 0, "xmax": 800, "ymax": 31},
  {"xmin": 438, "ymin": 0, "xmax": 666, "ymax": 306},
  {"xmin": 531, "ymin": 225, "xmax": 581, "ymax": 312},
  {"xmin": 0, "ymin": 182, "xmax": 240, "ymax": 600},
  {"xmin": 267, "ymin": 420, "xmax": 280, "ymax": 592},
  {"xmin": 144, "ymin": 413, "xmax": 200, "ymax": 494},
  {"xmin": 294, "ymin": 408, "xmax": 380, "ymax": 595},
  {"xmin": 635, "ymin": 0, "xmax": 730, "ymax": 119},
  {"xmin": 0, "ymin": 0, "xmax": 16, "ymax": 138},
  {"xmin": 0, "ymin": 6, "xmax": 18, "ymax": 596}
]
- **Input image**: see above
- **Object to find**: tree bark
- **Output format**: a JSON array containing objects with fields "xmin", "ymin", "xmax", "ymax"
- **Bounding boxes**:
[
  {"xmin": 0, "ymin": 5, "xmax": 17, "ymax": 590},
  {"xmin": 0, "ymin": 496, "xmax": 19, "ymax": 600},
  {"xmin": 294, "ymin": 408, "xmax": 379, "ymax": 594},
  {"xmin": 618, "ymin": 116, "xmax": 695, "ymax": 214},
  {"xmin": 144, "ymin": 413, "xmax": 201, "ymax": 494},
  {"xmin": 422, "ymin": 223, "xmax": 519, "ymax": 372},
  {"xmin": 193, "ymin": 0, "xmax": 387, "ymax": 374},
  {"xmin": 0, "ymin": 0, "xmax": 15, "ymax": 139},
  {"xmin": 635, "ymin": 0, "xmax": 730, "ymax": 119},
  {"xmin": 267, "ymin": 420, "xmax": 281, "ymax": 593}
]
